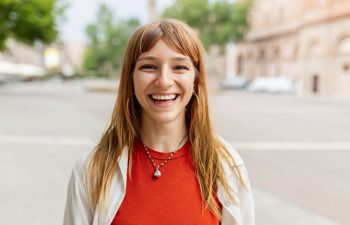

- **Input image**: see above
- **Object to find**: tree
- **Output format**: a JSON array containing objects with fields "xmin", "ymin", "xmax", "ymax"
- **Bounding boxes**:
[
  {"xmin": 0, "ymin": 0, "xmax": 65, "ymax": 51},
  {"xmin": 162, "ymin": 0, "xmax": 253, "ymax": 49},
  {"xmin": 162, "ymin": 0, "xmax": 210, "ymax": 30},
  {"xmin": 83, "ymin": 3, "xmax": 140, "ymax": 77}
]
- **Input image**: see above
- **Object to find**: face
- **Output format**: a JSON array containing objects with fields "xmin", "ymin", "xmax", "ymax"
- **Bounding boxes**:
[{"xmin": 133, "ymin": 39, "xmax": 196, "ymax": 126}]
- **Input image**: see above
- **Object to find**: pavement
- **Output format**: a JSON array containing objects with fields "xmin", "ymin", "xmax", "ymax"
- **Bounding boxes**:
[{"xmin": 0, "ymin": 80, "xmax": 349, "ymax": 225}]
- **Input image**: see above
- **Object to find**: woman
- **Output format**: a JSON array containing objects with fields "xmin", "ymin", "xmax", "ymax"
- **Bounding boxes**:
[{"xmin": 64, "ymin": 19, "xmax": 254, "ymax": 225}]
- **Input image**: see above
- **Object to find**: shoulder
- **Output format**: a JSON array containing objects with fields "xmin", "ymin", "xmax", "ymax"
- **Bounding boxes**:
[
  {"xmin": 74, "ymin": 155, "xmax": 89, "ymax": 172},
  {"xmin": 216, "ymin": 135, "xmax": 244, "ymax": 167},
  {"xmin": 70, "ymin": 155, "xmax": 90, "ymax": 185}
]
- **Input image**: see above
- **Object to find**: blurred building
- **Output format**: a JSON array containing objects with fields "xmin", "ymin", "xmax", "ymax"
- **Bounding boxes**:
[
  {"xmin": 0, "ymin": 40, "xmax": 46, "ymax": 80},
  {"xmin": 1, "ymin": 40, "xmax": 43, "ymax": 66},
  {"xmin": 233, "ymin": 0, "xmax": 350, "ymax": 97},
  {"xmin": 0, "ymin": 39, "xmax": 85, "ymax": 79},
  {"xmin": 46, "ymin": 41, "xmax": 86, "ymax": 76},
  {"xmin": 148, "ymin": 0, "xmax": 159, "ymax": 22}
]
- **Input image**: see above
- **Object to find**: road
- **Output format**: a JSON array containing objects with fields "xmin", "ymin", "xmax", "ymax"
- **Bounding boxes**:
[{"xmin": 0, "ymin": 80, "xmax": 349, "ymax": 225}]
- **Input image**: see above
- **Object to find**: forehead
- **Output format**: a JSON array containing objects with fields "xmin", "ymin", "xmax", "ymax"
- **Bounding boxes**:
[{"xmin": 137, "ymin": 39, "xmax": 192, "ymax": 62}]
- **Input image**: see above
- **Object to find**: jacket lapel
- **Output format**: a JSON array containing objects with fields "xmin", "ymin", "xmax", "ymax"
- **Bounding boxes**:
[
  {"xmin": 102, "ymin": 146, "xmax": 129, "ymax": 225},
  {"xmin": 218, "ymin": 155, "xmax": 243, "ymax": 225}
]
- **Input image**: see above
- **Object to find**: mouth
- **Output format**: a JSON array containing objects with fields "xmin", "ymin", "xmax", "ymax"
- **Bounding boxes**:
[{"xmin": 148, "ymin": 93, "xmax": 180, "ymax": 103}]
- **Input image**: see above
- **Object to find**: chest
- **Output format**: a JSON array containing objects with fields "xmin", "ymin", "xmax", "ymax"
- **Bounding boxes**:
[{"xmin": 111, "ymin": 144, "xmax": 220, "ymax": 225}]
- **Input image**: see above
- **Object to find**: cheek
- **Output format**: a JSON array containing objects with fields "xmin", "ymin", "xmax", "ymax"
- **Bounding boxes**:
[
  {"xmin": 132, "ymin": 74, "xmax": 145, "ymax": 103},
  {"xmin": 133, "ymin": 83, "xmax": 146, "ymax": 109},
  {"xmin": 133, "ymin": 73, "xmax": 146, "ymax": 93},
  {"xmin": 184, "ymin": 73, "xmax": 196, "ymax": 92}
]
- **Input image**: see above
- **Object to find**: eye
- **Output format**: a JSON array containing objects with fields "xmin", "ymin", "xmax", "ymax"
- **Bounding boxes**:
[
  {"xmin": 140, "ymin": 64, "xmax": 157, "ymax": 71},
  {"xmin": 174, "ymin": 65, "xmax": 189, "ymax": 71}
]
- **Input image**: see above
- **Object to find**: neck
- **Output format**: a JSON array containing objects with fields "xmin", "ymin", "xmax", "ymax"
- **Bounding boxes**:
[{"xmin": 140, "ymin": 117, "xmax": 187, "ymax": 153}]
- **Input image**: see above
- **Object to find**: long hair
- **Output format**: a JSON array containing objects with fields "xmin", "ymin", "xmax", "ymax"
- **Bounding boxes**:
[{"xmin": 86, "ymin": 19, "xmax": 244, "ymax": 219}]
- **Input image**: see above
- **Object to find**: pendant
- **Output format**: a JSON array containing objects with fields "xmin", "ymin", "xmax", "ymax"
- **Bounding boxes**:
[{"xmin": 154, "ymin": 169, "xmax": 161, "ymax": 178}]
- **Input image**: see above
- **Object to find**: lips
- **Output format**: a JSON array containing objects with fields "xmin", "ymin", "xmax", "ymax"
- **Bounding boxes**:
[{"xmin": 147, "ymin": 93, "xmax": 180, "ymax": 108}]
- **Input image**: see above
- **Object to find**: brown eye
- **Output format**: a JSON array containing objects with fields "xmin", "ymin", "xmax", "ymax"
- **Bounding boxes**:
[
  {"xmin": 140, "ymin": 64, "xmax": 157, "ymax": 70},
  {"xmin": 174, "ymin": 65, "xmax": 189, "ymax": 70}
]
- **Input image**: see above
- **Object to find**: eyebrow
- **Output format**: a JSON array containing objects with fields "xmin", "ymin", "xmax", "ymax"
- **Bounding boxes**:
[{"xmin": 137, "ymin": 56, "xmax": 191, "ymax": 62}]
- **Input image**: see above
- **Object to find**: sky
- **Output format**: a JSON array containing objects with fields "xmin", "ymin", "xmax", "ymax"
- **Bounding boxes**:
[{"xmin": 60, "ymin": 0, "xmax": 175, "ymax": 43}]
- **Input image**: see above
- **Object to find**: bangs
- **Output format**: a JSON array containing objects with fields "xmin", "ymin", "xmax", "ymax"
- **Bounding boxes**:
[
  {"xmin": 133, "ymin": 20, "xmax": 201, "ymax": 68},
  {"xmin": 160, "ymin": 21, "xmax": 200, "ymax": 67}
]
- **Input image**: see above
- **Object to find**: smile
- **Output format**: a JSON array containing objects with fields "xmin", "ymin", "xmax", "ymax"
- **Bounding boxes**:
[
  {"xmin": 147, "ymin": 93, "xmax": 180, "ymax": 107},
  {"xmin": 149, "ymin": 94, "xmax": 179, "ymax": 102}
]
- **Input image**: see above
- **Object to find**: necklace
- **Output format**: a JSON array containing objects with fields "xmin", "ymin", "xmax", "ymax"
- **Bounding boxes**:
[{"xmin": 143, "ymin": 133, "xmax": 187, "ymax": 178}]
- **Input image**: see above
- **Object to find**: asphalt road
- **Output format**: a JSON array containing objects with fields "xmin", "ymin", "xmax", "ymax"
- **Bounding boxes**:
[
  {"xmin": 211, "ymin": 90, "xmax": 350, "ymax": 225},
  {"xmin": 0, "ymin": 80, "xmax": 349, "ymax": 225}
]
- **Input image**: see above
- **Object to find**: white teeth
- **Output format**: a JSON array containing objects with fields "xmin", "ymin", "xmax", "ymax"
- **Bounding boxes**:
[{"xmin": 151, "ymin": 94, "xmax": 177, "ymax": 101}]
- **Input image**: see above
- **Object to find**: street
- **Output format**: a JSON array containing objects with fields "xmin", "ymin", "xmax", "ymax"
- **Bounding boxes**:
[{"xmin": 0, "ymin": 80, "xmax": 349, "ymax": 225}]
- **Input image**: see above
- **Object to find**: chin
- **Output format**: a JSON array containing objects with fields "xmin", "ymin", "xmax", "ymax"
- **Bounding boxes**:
[{"xmin": 150, "ymin": 112, "xmax": 184, "ymax": 124}]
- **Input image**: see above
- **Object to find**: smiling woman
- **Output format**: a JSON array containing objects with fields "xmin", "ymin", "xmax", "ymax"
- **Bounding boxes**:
[
  {"xmin": 63, "ymin": 19, "xmax": 255, "ymax": 225},
  {"xmin": 133, "ymin": 39, "xmax": 196, "ymax": 125}
]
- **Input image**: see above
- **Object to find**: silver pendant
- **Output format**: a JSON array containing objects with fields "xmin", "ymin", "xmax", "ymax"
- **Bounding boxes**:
[{"xmin": 154, "ymin": 169, "xmax": 161, "ymax": 178}]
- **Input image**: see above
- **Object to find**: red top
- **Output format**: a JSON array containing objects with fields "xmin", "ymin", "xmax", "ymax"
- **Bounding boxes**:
[{"xmin": 111, "ymin": 139, "xmax": 221, "ymax": 225}]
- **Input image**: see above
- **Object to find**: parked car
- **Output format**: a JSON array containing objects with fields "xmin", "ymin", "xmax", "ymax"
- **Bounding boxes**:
[
  {"xmin": 220, "ymin": 76, "xmax": 249, "ymax": 89},
  {"xmin": 0, "ymin": 60, "xmax": 46, "ymax": 82},
  {"xmin": 247, "ymin": 76, "xmax": 295, "ymax": 93}
]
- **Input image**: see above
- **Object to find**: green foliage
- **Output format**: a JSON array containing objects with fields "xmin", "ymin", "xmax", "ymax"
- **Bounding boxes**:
[
  {"xmin": 0, "ymin": 0, "xmax": 65, "ymax": 51},
  {"xmin": 162, "ymin": 0, "xmax": 253, "ymax": 49},
  {"xmin": 83, "ymin": 4, "xmax": 140, "ymax": 77},
  {"xmin": 162, "ymin": 0, "xmax": 210, "ymax": 29},
  {"xmin": 231, "ymin": 0, "xmax": 253, "ymax": 41}
]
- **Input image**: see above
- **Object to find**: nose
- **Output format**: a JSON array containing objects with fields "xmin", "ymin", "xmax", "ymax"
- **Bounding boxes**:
[{"xmin": 154, "ymin": 67, "xmax": 173, "ymax": 88}]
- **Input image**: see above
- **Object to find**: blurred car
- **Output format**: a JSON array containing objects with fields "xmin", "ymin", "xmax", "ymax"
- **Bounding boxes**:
[
  {"xmin": 247, "ymin": 76, "xmax": 295, "ymax": 93},
  {"xmin": 220, "ymin": 76, "xmax": 249, "ymax": 89},
  {"xmin": 0, "ymin": 60, "xmax": 46, "ymax": 82}
]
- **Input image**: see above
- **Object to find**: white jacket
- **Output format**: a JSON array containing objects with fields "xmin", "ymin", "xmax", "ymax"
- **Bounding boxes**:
[{"xmin": 63, "ymin": 138, "xmax": 255, "ymax": 225}]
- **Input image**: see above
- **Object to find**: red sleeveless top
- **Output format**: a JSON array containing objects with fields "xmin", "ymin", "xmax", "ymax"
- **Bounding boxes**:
[{"xmin": 111, "ymin": 140, "xmax": 221, "ymax": 225}]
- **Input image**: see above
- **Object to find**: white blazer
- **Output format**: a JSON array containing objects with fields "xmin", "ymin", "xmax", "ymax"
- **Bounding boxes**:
[{"xmin": 63, "ymin": 137, "xmax": 255, "ymax": 225}]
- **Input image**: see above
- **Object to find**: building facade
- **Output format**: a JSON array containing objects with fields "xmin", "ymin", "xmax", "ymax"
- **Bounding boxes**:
[{"xmin": 234, "ymin": 0, "xmax": 350, "ymax": 97}]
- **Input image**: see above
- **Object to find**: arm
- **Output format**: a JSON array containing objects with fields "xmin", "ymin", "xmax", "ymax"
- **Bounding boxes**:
[
  {"xmin": 239, "ymin": 165, "xmax": 255, "ymax": 225},
  {"xmin": 63, "ymin": 162, "xmax": 93, "ymax": 225}
]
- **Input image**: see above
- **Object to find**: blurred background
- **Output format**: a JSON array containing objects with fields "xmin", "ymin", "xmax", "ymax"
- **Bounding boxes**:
[{"xmin": 0, "ymin": 0, "xmax": 349, "ymax": 224}]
